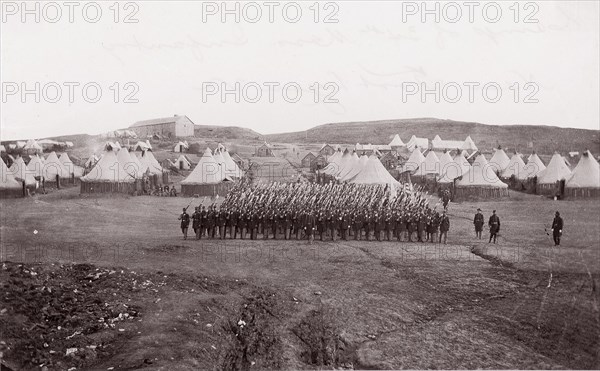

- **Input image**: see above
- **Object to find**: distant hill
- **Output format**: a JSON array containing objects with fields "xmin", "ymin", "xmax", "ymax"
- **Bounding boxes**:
[
  {"xmin": 265, "ymin": 118, "xmax": 600, "ymax": 155},
  {"xmin": 194, "ymin": 125, "xmax": 262, "ymax": 141}
]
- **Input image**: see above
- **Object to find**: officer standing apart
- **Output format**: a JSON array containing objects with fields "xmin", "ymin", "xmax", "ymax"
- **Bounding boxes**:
[
  {"xmin": 178, "ymin": 208, "xmax": 190, "ymax": 240},
  {"xmin": 439, "ymin": 211, "xmax": 449, "ymax": 244},
  {"xmin": 488, "ymin": 210, "xmax": 500, "ymax": 244},
  {"xmin": 473, "ymin": 208, "xmax": 484, "ymax": 239},
  {"xmin": 552, "ymin": 211, "xmax": 563, "ymax": 246}
]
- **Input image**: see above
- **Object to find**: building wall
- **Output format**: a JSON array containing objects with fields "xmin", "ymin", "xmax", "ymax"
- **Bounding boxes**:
[
  {"xmin": 132, "ymin": 122, "xmax": 177, "ymax": 138},
  {"xmin": 174, "ymin": 117, "xmax": 195, "ymax": 137},
  {"xmin": 131, "ymin": 117, "xmax": 195, "ymax": 138}
]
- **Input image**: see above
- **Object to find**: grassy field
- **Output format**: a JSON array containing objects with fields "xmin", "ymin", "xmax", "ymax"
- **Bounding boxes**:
[{"xmin": 1, "ymin": 188, "xmax": 599, "ymax": 369}]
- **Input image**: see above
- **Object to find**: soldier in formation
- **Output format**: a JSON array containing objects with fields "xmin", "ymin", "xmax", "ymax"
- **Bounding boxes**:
[{"xmin": 179, "ymin": 181, "xmax": 451, "ymax": 243}]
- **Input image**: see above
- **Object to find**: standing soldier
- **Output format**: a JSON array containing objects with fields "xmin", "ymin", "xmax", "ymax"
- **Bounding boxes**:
[
  {"xmin": 430, "ymin": 210, "xmax": 440, "ymax": 244},
  {"xmin": 217, "ymin": 207, "xmax": 227, "ymax": 239},
  {"xmin": 230, "ymin": 206, "xmax": 239, "ymax": 239},
  {"xmin": 340, "ymin": 209, "xmax": 351, "ymax": 241},
  {"xmin": 384, "ymin": 209, "xmax": 394, "ymax": 241},
  {"xmin": 249, "ymin": 211, "xmax": 259, "ymax": 240},
  {"xmin": 318, "ymin": 209, "xmax": 327, "ymax": 241},
  {"xmin": 365, "ymin": 211, "xmax": 374, "ymax": 241},
  {"xmin": 439, "ymin": 211, "xmax": 449, "ymax": 244},
  {"xmin": 270, "ymin": 208, "xmax": 279, "ymax": 240},
  {"xmin": 200, "ymin": 206, "xmax": 208, "ymax": 239},
  {"xmin": 417, "ymin": 212, "xmax": 427, "ymax": 243},
  {"xmin": 551, "ymin": 211, "xmax": 563, "ymax": 246},
  {"xmin": 304, "ymin": 209, "xmax": 316, "ymax": 244},
  {"xmin": 293, "ymin": 208, "xmax": 303, "ymax": 240},
  {"xmin": 246, "ymin": 210, "xmax": 253, "ymax": 239},
  {"xmin": 259, "ymin": 209, "xmax": 268, "ymax": 240},
  {"xmin": 207, "ymin": 206, "xmax": 217, "ymax": 239},
  {"xmin": 442, "ymin": 189, "xmax": 450, "ymax": 210},
  {"xmin": 192, "ymin": 206, "xmax": 201, "ymax": 240},
  {"xmin": 353, "ymin": 211, "xmax": 364, "ymax": 241},
  {"xmin": 407, "ymin": 212, "xmax": 417, "ymax": 242},
  {"xmin": 488, "ymin": 210, "xmax": 500, "ymax": 244},
  {"xmin": 283, "ymin": 209, "xmax": 292, "ymax": 240},
  {"xmin": 374, "ymin": 210, "xmax": 384, "ymax": 242},
  {"xmin": 238, "ymin": 208, "xmax": 247, "ymax": 240},
  {"xmin": 395, "ymin": 211, "xmax": 405, "ymax": 242},
  {"xmin": 473, "ymin": 208, "xmax": 484, "ymax": 239},
  {"xmin": 332, "ymin": 209, "xmax": 342, "ymax": 241},
  {"xmin": 178, "ymin": 207, "xmax": 190, "ymax": 240}
]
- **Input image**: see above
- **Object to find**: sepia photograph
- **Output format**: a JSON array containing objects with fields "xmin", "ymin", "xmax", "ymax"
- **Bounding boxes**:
[{"xmin": 1, "ymin": 1, "xmax": 599, "ymax": 370}]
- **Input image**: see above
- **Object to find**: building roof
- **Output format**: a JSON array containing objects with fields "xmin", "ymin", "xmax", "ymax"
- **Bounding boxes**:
[
  {"xmin": 130, "ymin": 115, "xmax": 194, "ymax": 128},
  {"xmin": 354, "ymin": 143, "xmax": 392, "ymax": 151},
  {"xmin": 302, "ymin": 152, "xmax": 316, "ymax": 161}
]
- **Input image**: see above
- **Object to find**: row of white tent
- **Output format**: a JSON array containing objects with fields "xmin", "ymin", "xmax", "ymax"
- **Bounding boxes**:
[
  {"xmin": 3, "ymin": 152, "xmax": 85, "ymax": 186},
  {"xmin": 389, "ymin": 134, "xmax": 478, "ymax": 152},
  {"xmin": 181, "ymin": 147, "xmax": 244, "ymax": 185},
  {"xmin": 406, "ymin": 146, "xmax": 599, "ymax": 190},
  {"xmin": 318, "ymin": 146, "xmax": 599, "ymax": 192},
  {"xmin": 2, "ymin": 139, "xmax": 74, "ymax": 152},
  {"xmin": 81, "ymin": 147, "xmax": 164, "ymax": 183},
  {"xmin": 320, "ymin": 150, "xmax": 400, "ymax": 186}
]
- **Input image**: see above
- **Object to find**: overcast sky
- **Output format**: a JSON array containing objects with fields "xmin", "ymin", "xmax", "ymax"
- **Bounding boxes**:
[{"xmin": 1, "ymin": 1, "xmax": 598, "ymax": 140}]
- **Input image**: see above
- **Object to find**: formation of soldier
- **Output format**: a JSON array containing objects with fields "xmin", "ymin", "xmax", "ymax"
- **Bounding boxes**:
[{"xmin": 178, "ymin": 181, "xmax": 451, "ymax": 243}]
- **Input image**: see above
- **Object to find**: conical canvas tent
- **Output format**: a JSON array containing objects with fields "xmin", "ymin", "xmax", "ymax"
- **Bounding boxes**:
[
  {"xmin": 324, "ymin": 150, "xmax": 351, "ymax": 176},
  {"xmin": 80, "ymin": 147, "xmax": 137, "ymax": 193},
  {"xmin": 340, "ymin": 154, "xmax": 368, "ymax": 182},
  {"xmin": 348, "ymin": 154, "xmax": 400, "ymax": 186},
  {"xmin": 23, "ymin": 139, "xmax": 43, "ymax": 153},
  {"xmin": 139, "ymin": 150, "xmax": 163, "ymax": 175},
  {"xmin": 437, "ymin": 152, "xmax": 455, "ymax": 182},
  {"xmin": 414, "ymin": 150, "xmax": 440, "ymax": 177},
  {"xmin": 85, "ymin": 154, "xmax": 99, "ymax": 168},
  {"xmin": 389, "ymin": 134, "xmax": 405, "ymax": 147},
  {"xmin": 336, "ymin": 152, "xmax": 360, "ymax": 181},
  {"xmin": 176, "ymin": 154, "xmax": 191, "ymax": 170},
  {"xmin": 438, "ymin": 153, "xmax": 471, "ymax": 183},
  {"xmin": 42, "ymin": 151, "xmax": 70, "ymax": 181},
  {"xmin": 320, "ymin": 150, "xmax": 342, "ymax": 174},
  {"xmin": 116, "ymin": 148, "xmax": 143, "ymax": 179},
  {"xmin": 461, "ymin": 136, "xmax": 478, "ymax": 152},
  {"xmin": 403, "ymin": 148, "xmax": 425, "ymax": 173},
  {"xmin": 10, "ymin": 157, "xmax": 36, "ymax": 187},
  {"xmin": 26, "ymin": 155, "xmax": 45, "ymax": 178},
  {"xmin": 536, "ymin": 152, "xmax": 571, "ymax": 196},
  {"xmin": 501, "ymin": 154, "xmax": 528, "ymax": 180},
  {"xmin": 181, "ymin": 148, "xmax": 234, "ymax": 196},
  {"xmin": 222, "ymin": 150, "xmax": 243, "ymax": 178},
  {"xmin": 488, "ymin": 147, "xmax": 511, "ymax": 173},
  {"xmin": 1, "ymin": 158, "xmax": 22, "ymax": 197},
  {"xmin": 59, "ymin": 153, "xmax": 84, "ymax": 178},
  {"xmin": 455, "ymin": 154, "xmax": 509, "ymax": 199},
  {"xmin": 565, "ymin": 151, "xmax": 600, "ymax": 198},
  {"xmin": 524, "ymin": 152, "xmax": 546, "ymax": 178},
  {"xmin": 213, "ymin": 150, "xmax": 227, "ymax": 180}
]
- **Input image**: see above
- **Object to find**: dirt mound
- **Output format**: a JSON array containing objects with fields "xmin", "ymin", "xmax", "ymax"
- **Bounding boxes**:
[{"xmin": 218, "ymin": 289, "xmax": 284, "ymax": 370}]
